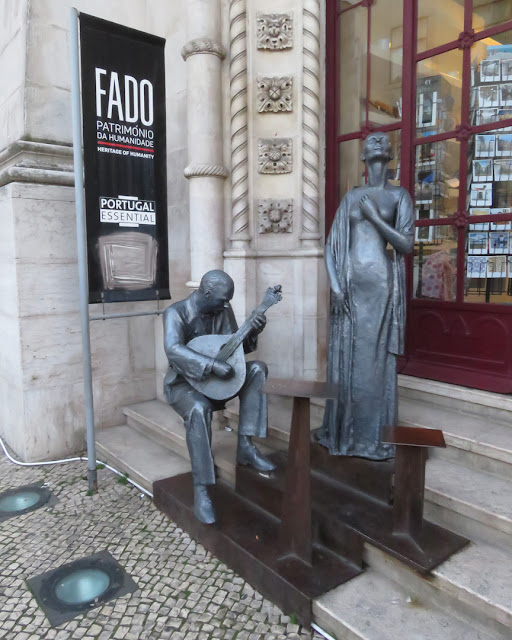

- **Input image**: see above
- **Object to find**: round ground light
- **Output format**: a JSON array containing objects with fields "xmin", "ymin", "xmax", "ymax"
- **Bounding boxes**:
[
  {"xmin": 0, "ymin": 490, "xmax": 41, "ymax": 512},
  {"xmin": 0, "ymin": 485, "xmax": 52, "ymax": 520},
  {"xmin": 54, "ymin": 568, "xmax": 111, "ymax": 605}
]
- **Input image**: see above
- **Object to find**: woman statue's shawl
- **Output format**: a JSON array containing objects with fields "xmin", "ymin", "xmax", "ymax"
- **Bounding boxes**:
[{"xmin": 321, "ymin": 187, "xmax": 412, "ymax": 455}]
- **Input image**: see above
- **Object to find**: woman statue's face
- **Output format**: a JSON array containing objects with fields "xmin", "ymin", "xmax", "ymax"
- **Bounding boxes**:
[{"xmin": 361, "ymin": 133, "xmax": 393, "ymax": 163}]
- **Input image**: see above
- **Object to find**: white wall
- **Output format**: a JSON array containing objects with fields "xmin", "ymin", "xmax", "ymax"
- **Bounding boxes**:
[
  {"xmin": 0, "ymin": 0, "xmax": 191, "ymax": 459},
  {"xmin": 0, "ymin": 0, "xmax": 28, "ymax": 150},
  {"xmin": 0, "ymin": 0, "xmax": 330, "ymax": 458}
]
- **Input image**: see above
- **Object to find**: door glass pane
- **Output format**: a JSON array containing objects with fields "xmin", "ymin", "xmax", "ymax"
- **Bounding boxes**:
[
  {"xmin": 470, "ymin": 30, "xmax": 512, "ymax": 129},
  {"xmin": 414, "ymin": 225, "xmax": 458, "ymax": 300},
  {"xmin": 465, "ymin": 232, "xmax": 512, "ymax": 304},
  {"xmin": 368, "ymin": 0, "xmax": 402, "ymax": 129},
  {"xmin": 384, "ymin": 129, "xmax": 402, "ymax": 186},
  {"xmin": 465, "ymin": 130, "xmax": 512, "ymax": 303},
  {"xmin": 338, "ymin": 130, "xmax": 401, "ymax": 197},
  {"xmin": 467, "ymin": 133, "xmax": 512, "ymax": 213},
  {"xmin": 417, "ymin": 0, "xmax": 464, "ymax": 54},
  {"xmin": 338, "ymin": 139, "xmax": 365, "ymax": 202},
  {"xmin": 417, "ymin": 50, "xmax": 463, "ymax": 136},
  {"xmin": 338, "ymin": 7, "xmax": 368, "ymax": 135},
  {"xmin": 473, "ymin": 1, "xmax": 512, "ymax": 34},
  {"xmin": 415, "ymin": 139, "xmax": 460, "ymax": 219}
]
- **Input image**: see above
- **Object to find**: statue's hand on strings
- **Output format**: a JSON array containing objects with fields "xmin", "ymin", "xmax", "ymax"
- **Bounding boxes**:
[
  {"xmin": 249, "ymin": 311, "xmax": 266, "ymax": 336},
  {"xmin": 360, "ymin": 194, "xmax": 381, "ymax": 225},
  {"xmin": 212, "ymin": 360, "xmax": 234, "ymax": 379}
]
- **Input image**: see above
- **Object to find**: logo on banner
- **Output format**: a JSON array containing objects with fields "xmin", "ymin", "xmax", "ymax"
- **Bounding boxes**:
[
  {"xmin": 95, "ymin": 68, "xmax": 155, "ymax": 158},
  {"xmin": 99, "ymin": 195, "xmax": 156, "ymax": 227}
]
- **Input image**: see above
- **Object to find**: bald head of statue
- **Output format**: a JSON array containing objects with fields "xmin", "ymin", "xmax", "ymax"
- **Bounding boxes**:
[{"xmin": 196, "ymin": 270, "xmax": 235, "ymax": 314}]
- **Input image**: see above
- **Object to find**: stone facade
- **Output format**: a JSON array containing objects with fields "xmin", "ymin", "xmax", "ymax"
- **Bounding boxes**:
[{"xmin": 0, "ymin": 0, "xmax": 327, "ymax": 459}]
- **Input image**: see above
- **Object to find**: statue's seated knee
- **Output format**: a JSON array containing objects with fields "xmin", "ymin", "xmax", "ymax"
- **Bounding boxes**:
[{"xmin": 246, "ymin": 360, "xmax": 268, "ymax": 377}]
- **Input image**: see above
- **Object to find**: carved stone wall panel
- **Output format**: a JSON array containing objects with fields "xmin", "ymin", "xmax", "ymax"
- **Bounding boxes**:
[
  {"xmin": 257, "ymin": 13, "xmax": 293, "ymax": 50},
  {"xmin": 257, "ymin": 76, "xmax": 293, "ymax": 113},
  {"xmin": 258, "ymin": 199, "xmax": 293, "ymax": 233},
  {"xmin": 258, "ymin": 138, "xmax": 293, "ymax": 174}
]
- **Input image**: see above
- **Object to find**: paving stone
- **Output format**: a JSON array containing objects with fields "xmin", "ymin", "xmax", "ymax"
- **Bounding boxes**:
[{"xmin": 0, "ymin": 453, "xmax": 316, "ymax": 640}]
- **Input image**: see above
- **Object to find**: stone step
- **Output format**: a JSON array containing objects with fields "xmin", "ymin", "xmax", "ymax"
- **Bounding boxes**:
[
  {"xmin": 313, "ymin": 568, "xmax": 496, "ymax": 640},
  {"xmin": 123, "ymin": 400, "xmax": 190, "ymax": 460},
  {"xmin": 99, "ymin": 417, "xmax": 512, "ymax": 638},
  {"xmin": 122, "ymin": 400, "xmax": 278, "ymax": 485},
  {"xmin": 126, "ymin": 400, "xmax": 512, "ymax": 548},
  {"xmin": 365, "ymin": 543, "xmax": 512, "ymax": 640},
  {"xmin": 95, "ymin": 424, "xmax": 191, "ymax": 493},
  {"xmin": 400, "ymin": 397, "xmax": 512, "ymax": 479},
  {"xmin": 229, "ymin": 390, "xmax": 512, "ymax": 479},
  {"xmin": 424, "ymin": 458, "xmax": 512, "ymax": 550},
  {"xmin": 398, "ymin": 374, "xmax": 512, "ymax": 424}
]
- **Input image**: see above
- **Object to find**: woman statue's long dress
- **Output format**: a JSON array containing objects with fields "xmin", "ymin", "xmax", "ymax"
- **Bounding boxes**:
[{"xmin": 316, "ymin": 133, "xmax": 414, "ymax": 460}]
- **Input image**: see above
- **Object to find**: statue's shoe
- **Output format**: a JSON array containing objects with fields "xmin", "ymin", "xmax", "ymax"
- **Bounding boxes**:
[
  {"xmin": 237, "ymin": 443, "xmax": 276, "ymax": 472},
  {"xmin": 193, "ymin": 485, "xmax": 216, "ymax": 524}
]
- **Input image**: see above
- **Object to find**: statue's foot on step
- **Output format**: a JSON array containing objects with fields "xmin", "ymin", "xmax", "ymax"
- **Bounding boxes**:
[
  {"xmin": 237, "ymin": 441, "xmax": 276, "ymax": 473},
  {"xmin": 193, "ymin": 484, "xmax": 216, "ymax": 524}
]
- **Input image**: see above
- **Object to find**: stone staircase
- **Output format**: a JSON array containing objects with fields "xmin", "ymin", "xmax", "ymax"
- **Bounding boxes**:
[{"xmin": 96, "ymin": 376, "xmax": 512, "ymax": 640}]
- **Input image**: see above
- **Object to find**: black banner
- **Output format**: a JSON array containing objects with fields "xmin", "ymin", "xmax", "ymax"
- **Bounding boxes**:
[{"xmin": 80, "ymin": 14, "xmax": 170, "ymax": 303}]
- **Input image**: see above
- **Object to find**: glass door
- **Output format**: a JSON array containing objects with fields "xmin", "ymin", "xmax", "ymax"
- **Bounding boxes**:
[{"xmin": 326, "ymin": 0, "xmax": 512, "ymax": 392}]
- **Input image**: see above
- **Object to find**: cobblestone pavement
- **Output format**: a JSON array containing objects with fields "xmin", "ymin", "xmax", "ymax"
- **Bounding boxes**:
[{"xmin": 0, "ymin": 451, "xmax": 323, "ymax": 640}]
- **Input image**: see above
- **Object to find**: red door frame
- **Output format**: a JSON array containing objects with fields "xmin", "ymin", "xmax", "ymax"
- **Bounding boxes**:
[{"xmin": 326, "ymin": 0, "xmax": 512, "ymax": 392}]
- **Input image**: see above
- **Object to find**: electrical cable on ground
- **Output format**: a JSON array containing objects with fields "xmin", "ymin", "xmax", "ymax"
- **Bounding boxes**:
[
  {"xmin": 1, "ymin": 436, "xmax": 337, "ymax": 638},
  {"xmin": 0, "ymin": 435, "xmax": 153, "ymax": 498},
  {"xmin": 311, "ymin": 622, "xmax": 337, "ymax": 640}
]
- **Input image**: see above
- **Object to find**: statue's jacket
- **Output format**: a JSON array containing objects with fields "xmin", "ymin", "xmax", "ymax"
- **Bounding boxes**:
[{"xmin": 163, "ymin": 290, "xmax": 257, "ymax": 397}]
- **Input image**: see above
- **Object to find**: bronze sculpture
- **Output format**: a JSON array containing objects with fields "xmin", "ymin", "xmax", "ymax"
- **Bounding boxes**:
[
  {"xmin": 315, "ymin": 133, "xmax": 414, "ymax": 459},
  {"xmin": 163, "ymin": 270, "xmax": 279, "ymax": 524}
]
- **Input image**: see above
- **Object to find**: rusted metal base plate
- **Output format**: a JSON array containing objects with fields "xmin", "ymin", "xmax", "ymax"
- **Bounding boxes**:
[
  {"xmin": 153, "ymin": 473, "xmax": 362, "ymax": 627},
  {"xmin": 237, "ymin": 446, "xmax": 470, "ymax": 574}
]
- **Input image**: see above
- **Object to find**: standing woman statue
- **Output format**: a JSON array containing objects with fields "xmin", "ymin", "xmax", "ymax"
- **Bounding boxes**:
[{"xmin": 315, "ymin": 133, "xmax": 414, "ymax": 459}]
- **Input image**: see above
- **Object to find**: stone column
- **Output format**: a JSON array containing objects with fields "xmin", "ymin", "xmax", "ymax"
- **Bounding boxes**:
[
  {"xmin": 182, "ymin": 0, "xmax": 228, "ymax": 288},
  {"xmin": 223, "ymin": 0, "xmax": 257, "ymax": 324},
  {"xmin": 301, "ymin": 0, "xmax": 322, "ymax": 247},
  {"xmin": 229, "ymin": 0, "xmax": 250, "ymax": 248}
]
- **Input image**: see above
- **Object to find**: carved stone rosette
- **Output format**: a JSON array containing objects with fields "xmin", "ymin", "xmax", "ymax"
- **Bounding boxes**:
[
  {"xmin": 301, "ymin": 0, "xmax": 322, "ymax": 244},
  {"xmin": 258, "ymin": 138, "xmax": 293, "ymax": 174},
  {"xmin": 229, "ymin": 0, "xmax": 250, "ymax": 243},
  {"xmin": 257, "ymin": 76, "xmax": 293, "ymax": 113},
  {"xmin": 257, "ymin": 13, "xmax": 293, "ymax": 50},
  {"xmin": 258, "ymin": 199, "xmax": 293, "ymax": 233}
]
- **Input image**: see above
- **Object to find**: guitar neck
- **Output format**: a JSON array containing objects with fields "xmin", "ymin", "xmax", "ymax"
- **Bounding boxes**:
[{"xmin": 216, "ymin": 301, "xmax": 269, "ymax": 361}]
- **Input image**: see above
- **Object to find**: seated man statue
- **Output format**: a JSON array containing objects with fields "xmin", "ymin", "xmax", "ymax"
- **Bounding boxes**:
[{"xmin": 163, "ymin": 269, "xmax": 275, "ymax": 524}]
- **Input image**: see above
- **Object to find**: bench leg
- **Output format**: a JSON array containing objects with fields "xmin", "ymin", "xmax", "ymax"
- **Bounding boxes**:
[
  {"xmin": 279, "ymin": 396, "xmax": 312, "ymax": 565},
  {"xmin": 393, "ymin": 445, "xmax": 427, "ymax": 541}
]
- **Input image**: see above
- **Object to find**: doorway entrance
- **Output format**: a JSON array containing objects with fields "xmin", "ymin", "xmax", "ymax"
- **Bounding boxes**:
[{"xmin": 326, "ymin": 0, "xmax": 512, "ymax": 391}]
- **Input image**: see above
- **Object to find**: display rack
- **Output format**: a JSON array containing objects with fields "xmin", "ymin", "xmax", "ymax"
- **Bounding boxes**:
[{"xmin": 467, "ymin": 44, "xmax": 512, "ymax": 301}]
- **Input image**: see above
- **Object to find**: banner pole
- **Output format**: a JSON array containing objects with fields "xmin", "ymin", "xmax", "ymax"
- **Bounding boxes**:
[{"xmin": 69, "ymin": 7, "xmax": 97, "ymax": 493}]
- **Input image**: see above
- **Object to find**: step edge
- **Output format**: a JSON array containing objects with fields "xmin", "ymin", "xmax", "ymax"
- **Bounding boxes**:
[
  {"xmin": 425, "ymin": 487, "xmax": 512, "ymax": 535},
  {"xmin": 126, "ymin": 414, "xmax": 187, "ymax": 450},
  {"xmin": 95, "ymin": 441, "xmax": 153, "ymax": 493},
  {"xmin": 365, "ymin": 543, "xmax": 512, "ymax": 634},
  {"xmin": 397, "ymin": 375, "xmax": 512, "ymax": 410}
]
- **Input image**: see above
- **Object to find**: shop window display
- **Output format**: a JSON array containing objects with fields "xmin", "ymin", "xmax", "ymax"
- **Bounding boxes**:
[
  {"xmin": 465, "ymin": 37, "xmax": 512, "ymax": 304},
  {"xmin": 328, "ymin": 0, "xmax": 512, "ymax": 389}
]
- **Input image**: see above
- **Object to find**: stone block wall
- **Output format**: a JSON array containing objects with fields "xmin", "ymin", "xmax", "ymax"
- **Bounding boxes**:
[
  {"xmin": 0, "ymin": 0, "xmax": 190, "ymax": 460},
  {"xmin": 0, "ymin": 0, "xmax": 329, "ymax": 458}
]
